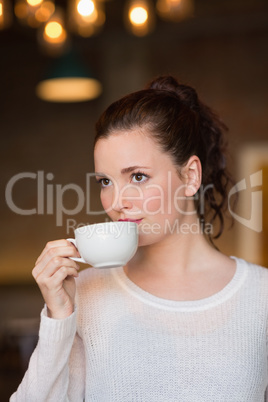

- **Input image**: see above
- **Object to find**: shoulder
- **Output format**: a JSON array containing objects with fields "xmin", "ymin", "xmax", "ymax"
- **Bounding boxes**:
[
  {"xmin": 234, "ymin": 256, "xmax": 268, "ymax": 277},
  {"xmin": 233, "ymin": 256, "xmax": 268, "ymax": 296}
]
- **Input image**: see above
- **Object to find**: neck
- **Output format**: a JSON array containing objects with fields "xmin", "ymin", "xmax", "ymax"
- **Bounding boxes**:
[
  {"xmin": 126, "ymin": 223, "xmax": 216, "ymax": 282},
  {"xmin": 124, "ymin": 217, "xmax": 236, "ymax": 301}
]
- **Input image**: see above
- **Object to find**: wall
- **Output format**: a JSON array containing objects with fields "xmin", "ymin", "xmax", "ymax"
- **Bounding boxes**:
[
  {"xmin": 1, "ymin": 2, "xmax": 268, "ymax": 399},
  {"xmin": 0, "ymin": 2, "xmax": 268, "ymax": 285}
]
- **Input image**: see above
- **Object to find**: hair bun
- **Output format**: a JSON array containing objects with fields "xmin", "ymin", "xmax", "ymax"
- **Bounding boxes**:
[
  {"xmin": 148, "ymin": 75, "xmax": 199, "ymax": 111},
  {"xmin": 148, "ymin": 75, "xmax": 180, "ymax": 93}
]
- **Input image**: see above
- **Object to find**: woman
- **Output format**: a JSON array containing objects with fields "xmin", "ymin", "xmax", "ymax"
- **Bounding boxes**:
[{"xmin": 11, "ymin": 76, "xmax": 268, "ymax": 401}]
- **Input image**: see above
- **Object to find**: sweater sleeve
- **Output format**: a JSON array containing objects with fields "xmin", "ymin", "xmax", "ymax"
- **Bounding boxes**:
[{"xmin": 10, "ymin": 306, "xmax": 85, "ymax": 402}]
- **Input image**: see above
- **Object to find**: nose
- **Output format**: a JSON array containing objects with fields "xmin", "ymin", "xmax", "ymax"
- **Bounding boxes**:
[
  {"xmin": 112, "ymin": 187, "xmax": 133, "ymax": 212},
  {"xmin": 111, "ymin": 183, "xmax": 141, "ymax": 213}
]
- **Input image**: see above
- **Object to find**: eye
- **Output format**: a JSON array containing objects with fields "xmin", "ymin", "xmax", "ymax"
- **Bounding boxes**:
[
  {"xmin": 97, "ymin": 178, "xmax": 112, "ymax": 188},
  {"xmin": 131, "ymin": 173, "xmax": 149, "ymax": 183}
]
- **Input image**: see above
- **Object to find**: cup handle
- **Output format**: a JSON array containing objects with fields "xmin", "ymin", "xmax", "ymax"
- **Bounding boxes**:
[{"xmin": 67, "ymin": 238, "xmax": 87, "ymax": 264}]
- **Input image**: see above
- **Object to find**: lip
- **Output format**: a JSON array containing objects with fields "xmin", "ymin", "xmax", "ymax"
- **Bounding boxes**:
[{"xmin": 118, "ymin": 218, "xmax": 143, "ymax": 224}]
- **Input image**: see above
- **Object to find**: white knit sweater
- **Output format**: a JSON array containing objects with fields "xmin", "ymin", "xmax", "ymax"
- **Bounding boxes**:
[{"xmin": 11, "ymin": 257, "xmax": 268, "ymax": 401}]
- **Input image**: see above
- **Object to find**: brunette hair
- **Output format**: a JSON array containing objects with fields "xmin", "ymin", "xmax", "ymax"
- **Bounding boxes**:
[{"xmin": 94, "ymin": 75, "xmax": 234, "ymax": 243}]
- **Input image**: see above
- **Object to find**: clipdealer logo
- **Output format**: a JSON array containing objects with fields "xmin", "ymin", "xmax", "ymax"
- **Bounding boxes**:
[
  {"xmin": 228, "ymin": 170, "xmax": 263, "ymax": 232},
  {"xmin": 5, "ymin": 169, "xmax": 263, "ymax": 232},
  {"xmin": 5, "ymin": 171, "xmax": 104, "ymax": 225},
  {"xmin": 4, "ymin": 170, "xmax": 210, "ymax": 226}
]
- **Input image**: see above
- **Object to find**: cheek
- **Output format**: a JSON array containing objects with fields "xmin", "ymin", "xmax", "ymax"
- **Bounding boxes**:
[
  {"xmin": 141, "ymin": 187, "xmax": 166, "ymax": 215},
  {"xmin": 100, "ymin": 190, "xmax": 113, "ymax": 213},
  {"xmin": 141, "ymin": 181, "xmax": 185, "ymax": 217}
]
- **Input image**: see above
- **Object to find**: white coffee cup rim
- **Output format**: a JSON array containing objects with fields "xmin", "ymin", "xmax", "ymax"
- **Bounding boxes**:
[{"xmin": 74, "ymin": 221, "xmax": 137, "ymax": 235}]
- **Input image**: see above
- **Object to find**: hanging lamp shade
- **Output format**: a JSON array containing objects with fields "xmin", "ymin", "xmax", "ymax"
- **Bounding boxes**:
[{"xmin": 36, "ymin": 50, "xmax": 102, "ymax": 102}]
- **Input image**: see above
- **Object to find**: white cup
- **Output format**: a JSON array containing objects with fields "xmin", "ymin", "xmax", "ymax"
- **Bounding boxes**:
[{"xmin": 67, "ymin": 221, "xmax": 138, "ymax": 269}]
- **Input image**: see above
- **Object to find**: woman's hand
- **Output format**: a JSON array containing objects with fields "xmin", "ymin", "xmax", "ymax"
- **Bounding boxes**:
[{"xmin": 32, "ymin": 240, "xmax": 81, "ymax": 320}]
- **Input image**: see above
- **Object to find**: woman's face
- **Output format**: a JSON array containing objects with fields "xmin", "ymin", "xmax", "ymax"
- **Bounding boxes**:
[{"xmin": 94, "ymin": 129, "xmax": 193, "ymax": 246}]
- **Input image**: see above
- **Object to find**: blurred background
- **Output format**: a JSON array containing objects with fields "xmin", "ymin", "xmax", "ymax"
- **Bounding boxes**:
[{"xmin": 0, "ymin": 0, "xmax": 268, "ymax": 398}]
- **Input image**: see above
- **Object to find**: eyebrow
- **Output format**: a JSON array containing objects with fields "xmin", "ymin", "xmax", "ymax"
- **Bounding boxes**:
[
  {"xmin": 94, "ymin": 166, "xmax": 149, "ymax": 177},
  {"xmin": 120, "ymin": 166, "xmax": 149, "ymax": 174}
]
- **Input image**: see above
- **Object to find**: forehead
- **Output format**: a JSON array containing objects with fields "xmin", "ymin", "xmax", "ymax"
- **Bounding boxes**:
[
  {"xmin": 94, "ymin": 130, "xmax": 166, "ymax": 171},
  {"xmin": 95, "ymin": 129, "xmax": 157, "ymax": 151}
]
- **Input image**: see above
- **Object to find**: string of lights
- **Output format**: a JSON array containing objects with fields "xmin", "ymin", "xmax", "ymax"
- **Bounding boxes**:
[{"xmin": 0, "ymin": 0, "xmax": 194, "ymax": 54}]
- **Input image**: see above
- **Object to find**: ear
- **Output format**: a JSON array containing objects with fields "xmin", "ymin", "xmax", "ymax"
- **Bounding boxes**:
[{"xmin": 182, "ymin": 156, "xmax": 202, "ymax": 197}]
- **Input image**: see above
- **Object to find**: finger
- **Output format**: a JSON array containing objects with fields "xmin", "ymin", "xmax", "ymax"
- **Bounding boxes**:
[
  {"xmin": 35, "ymin": 239, "xmax": 75, "ymax": 265},
  {"xmin": 52, "ymin": 266, "xmax": 79, "ymax": 283},
  {"xmin": 34, "ymin": 260, "xmax": 79, "ymax": 285},
  {"xmin": 42, "ymin": 266, "xmax": 79, "ymax": 289},
  {"xmin": 66, "ymin": 240, "xmax": 81, "ymax": 257},
  {"xmin": 35, "ymin": 239, "xmax": 72, "ymax": 265},
  {"xmin": 33, "ymin": 248, "xmax": 80, "ymax": 279},
  {"xmin": 36, "ymin": 243, "xmax": 80, "ymax": 270},
  {"xmin": 51, "ymin": 256, "xmax": 79, "ymax": 276}
]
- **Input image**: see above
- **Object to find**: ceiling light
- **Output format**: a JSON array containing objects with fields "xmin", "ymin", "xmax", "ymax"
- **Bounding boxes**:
[
  {"xmin": 156, "ymin": 0, "xmax": 194, "ymax": 22},
  {"xmin": 0, "ymin": 0, "xmax": 13, "ymax": 30},
  {"xmin": 125, "ymin": 0, "xmax": 155, "ymax": 36},
  {"xmin": 36, "ymin": 50, "xmax": 102, "ymax": 102},
  {"xmin": 37, "ymin": 7, "xmax": 69, "ymax": 55},
  {"xmin": 68, "ymin": 0, "xmax": 105, "ymax": 37}
]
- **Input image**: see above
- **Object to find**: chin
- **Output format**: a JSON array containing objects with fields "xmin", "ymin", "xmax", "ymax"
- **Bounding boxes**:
[{"xmin": 137, "ymin": 232, "xmax": 165, "ymax": 248}]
